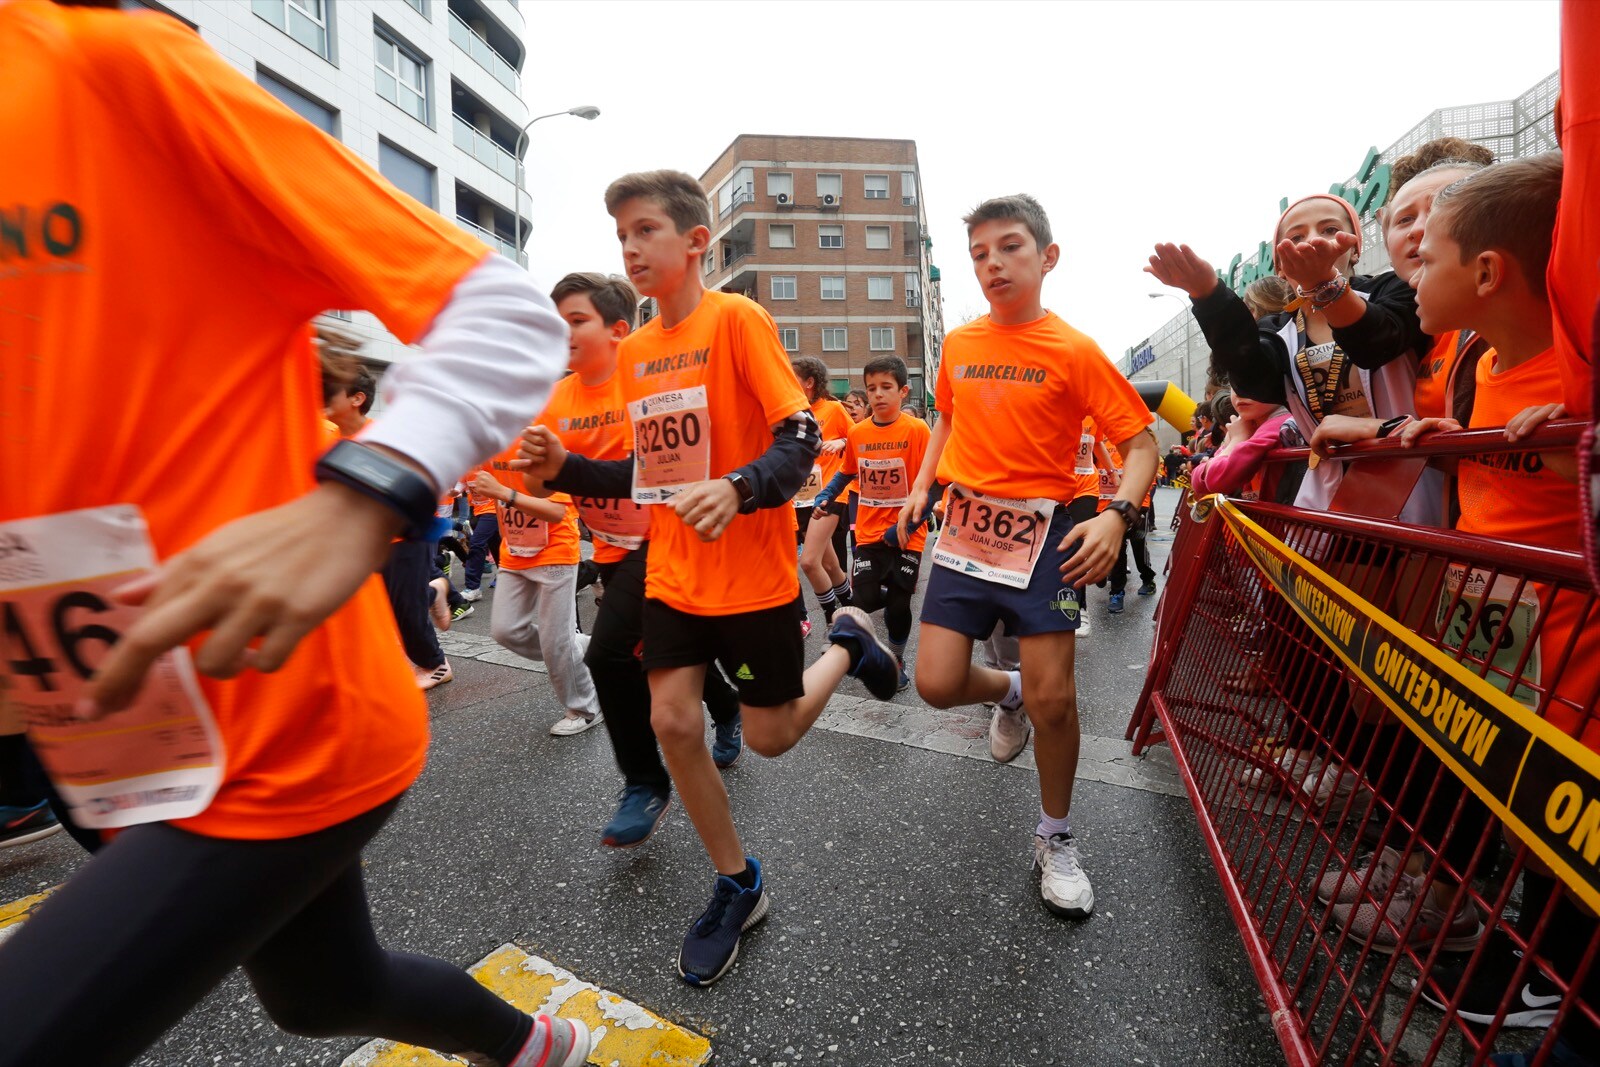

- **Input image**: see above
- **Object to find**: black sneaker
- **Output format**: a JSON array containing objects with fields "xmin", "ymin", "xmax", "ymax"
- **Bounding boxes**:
[
  {"xmin": 678, "ymin": 857, "xmax": 768, "ymax": 986},
  {"xmin": 712, "ymin": 715, "xmax": 744, "ymax": 770},
  {"xmin": 827, "ymin": 607, "xmax": 900, "ymax": 700},
  {"xmin": 0, "ymin": 800, "xmax": 62, "ymax": 849},
  {"xmin": 1419, "ymin": 928, "xmax": 1563, "ymax": 1029},
  {"xmin": 1138, "ymin": 580, "xmax": 1157, "ymax": 597}
]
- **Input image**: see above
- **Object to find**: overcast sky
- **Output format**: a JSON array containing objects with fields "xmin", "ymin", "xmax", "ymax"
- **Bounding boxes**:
[{"xmin": 514, "ymin": 0, "xmax": 1559, "ymax": 360}]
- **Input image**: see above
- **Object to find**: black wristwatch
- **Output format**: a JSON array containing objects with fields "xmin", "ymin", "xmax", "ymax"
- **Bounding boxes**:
[
  {"xmin": 315, "ymin": 439, "xmax": 438, "ymax": 538},
  {"xmin": 1105, "ymin": 500, "xmax": 1137, "ymax": 530},
  {"xmin": 723, "ymin": 470, "xmax": 757, "ymax": 514},
  {"xmin": 1376, "ymin": 415, "xmax": 1411, "ymax": 439}
]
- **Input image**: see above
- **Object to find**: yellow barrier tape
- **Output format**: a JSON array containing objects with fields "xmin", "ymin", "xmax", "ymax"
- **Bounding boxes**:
[{"xmin": 1209, "ymin": 496, "xmax": 1600, "ymax": 915}]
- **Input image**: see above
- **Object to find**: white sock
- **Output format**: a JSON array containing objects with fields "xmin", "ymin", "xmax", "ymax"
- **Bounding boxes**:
[
  {"xmin": 1037, "ymin": 808, "xmax": 1073, "ymax": 839},
  {"xmin": 999, "ymin": 669, "xmax": 1024, "ymax": 711}
]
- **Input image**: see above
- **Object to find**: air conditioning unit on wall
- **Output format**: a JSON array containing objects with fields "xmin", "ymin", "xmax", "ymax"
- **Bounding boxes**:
[
  {"xmin": 776, "ymin": 192, "xmax": 791, "ymax": 205},
  {"xmin": 821, "ymin": 193, "xmax": 838, "ymax": 207}
]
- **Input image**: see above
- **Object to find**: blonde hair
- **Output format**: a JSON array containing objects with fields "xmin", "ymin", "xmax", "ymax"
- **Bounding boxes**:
[{"xmin": 1242, "ymin": 276, "xmax": 1296, "ymax": 319}]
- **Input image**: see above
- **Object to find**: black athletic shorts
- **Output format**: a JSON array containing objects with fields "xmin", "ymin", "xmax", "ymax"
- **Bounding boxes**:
[
  {"xmin": 640, "ymin": 595, "xmax": 806, "ymax": 707},
  {"xmin": 852, "ymin": 541, "xmax": 921, "ymax": 594}
]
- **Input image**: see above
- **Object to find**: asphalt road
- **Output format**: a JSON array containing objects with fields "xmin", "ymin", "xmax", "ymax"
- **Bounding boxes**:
[{"xmin": 0, "ymin": 488, "xmax": 1286, "ymax": 1066}]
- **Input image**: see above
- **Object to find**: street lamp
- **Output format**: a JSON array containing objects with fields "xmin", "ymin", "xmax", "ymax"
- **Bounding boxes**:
[
  {"xmin": 1149, "ymin": 291, "xmax": 1195, "ymax": 397},
  {"xmin": 512, "ymin": 105, "xmax": 601, "ymax": 267}
]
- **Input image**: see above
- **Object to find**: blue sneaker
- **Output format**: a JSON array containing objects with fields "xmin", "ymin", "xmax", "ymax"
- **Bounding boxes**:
[
  {"xmin": 601, "ymin": 785, "xmax": 671, "ymax": 849},
  {"xmin": 678, "ymin": 857, "xmax": 769, "ymax": 986},
  {"xmin": 1138, "ymin": 580, "xmax": 1157, "ymax": 597},
  {"xmin": 1108, "ymin": 591, "xmax": 1125, "ymax": 614},
  {"xmin": 896, "ymin": 660, "xmax": 911, "ymax": 694},
  {"xmin": 712, "ymin": 714, "xmax": 744, "ymax": 770},
  {"xmin": 827, "ymin": 607, "xmax": 900, "ymax": 701},
  {"xmin": 0, "ymin": 800, "xmax": 61, "ymax": 849}
]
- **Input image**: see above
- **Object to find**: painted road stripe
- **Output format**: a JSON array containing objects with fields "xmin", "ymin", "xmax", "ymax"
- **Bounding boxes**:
[
  {"xmin": 342, "ymin": 943, "xmax": 710, "ymax": 1067},
  {"xmin": 0, "ymin": 887, "xmax": 57, "ymax": 945}
]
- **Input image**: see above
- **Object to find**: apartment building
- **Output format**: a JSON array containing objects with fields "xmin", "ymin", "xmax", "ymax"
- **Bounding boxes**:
[
  {"xmin": 126, "ymin": 0, "xmax": 532, "ymax": 365},
  {"xmin": 697, "ymin": 136, "xmax": 945, "ymax": 401}
]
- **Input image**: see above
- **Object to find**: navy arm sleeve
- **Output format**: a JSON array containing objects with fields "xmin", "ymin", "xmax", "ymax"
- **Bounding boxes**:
[
  {"xmin": 547, "ymin": 455, "xmax": 632, "ymax": 498},
  {"xmin": 735, "ymin": 409, "xmax": 823, "ymax": 509}
]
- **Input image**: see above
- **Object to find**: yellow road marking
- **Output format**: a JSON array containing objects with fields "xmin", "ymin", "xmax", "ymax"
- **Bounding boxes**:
[
  {"xmin": 342, "ymin": 943, "xmax": 711, "ymax": 1067},
  {"xmin": 0, "ymin": 887, "xmax": 57, "ymax": 942}
]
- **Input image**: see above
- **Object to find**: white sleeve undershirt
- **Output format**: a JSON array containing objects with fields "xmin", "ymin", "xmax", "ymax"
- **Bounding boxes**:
[{"xmin": 358, "ymin": 254, "xmax": 568, "ymax": 493}]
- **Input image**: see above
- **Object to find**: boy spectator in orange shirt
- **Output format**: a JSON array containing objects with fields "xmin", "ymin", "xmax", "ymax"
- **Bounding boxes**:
[
  {"xmin": 1402, "ymin": 154, "xmax": 1600, "ymax": 1058},
  {"xmin": 471, "ymin": 458, "xmax": 599, "ymax": 736},
  {"xmin": 899, "ymin": 195, "xmax": 1157, "ymax": 921},
  {"xmin": 530, "ymin": 272, "xmax": 745, "ymax": 848},
  {"xmin": 520, "ymin": 171, "xmax": 901, "ymax": 986},
  {"xmin": 0, "ymin": 2, "xmax": 587, "ymax": 1063},
  {"xmin": 813, "ymin": 356, "xmax": 930, "ymax": 689}
]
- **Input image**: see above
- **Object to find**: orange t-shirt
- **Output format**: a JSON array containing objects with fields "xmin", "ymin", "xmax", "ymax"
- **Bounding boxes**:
[
  {"xmin": 1413, "ymin": 331, "xmax": 1462, "ymax": 422},
  {"xmin": 482, "ymin": 445, "xmax": 579, "ymax": 569},
  {"xmin": 935, "ymin": 313, "xmax": 1152, "ymax": 500},
  {"xmin": 1552, "ymin": 0, "xmax": 1599, "ymax": 418},
  {"xmin": 841, "ymin": 412, "xmax": 931, "ymax": 551},
  {"xmin": 1, "ymin": 2, "xmax": 489, "ymax": 839},
  {"xmin": 813, "ymin": 396, "xmax": 853, "ymax": 490},
  {"xmin": 1074, "ymin": 416, "xmax": 1101, "ymax": 503},
  {"xmin": 1457, "ymin": 348, "xmax": 1599, "ymax": 744},
  {"xmin": 1095, "ymin": 439, "xmax": 1124, "ymax": 513},
  {"xmin": 535, "ymin": 367, "xmax": 642, "ymax": 566},
  {"xmin": 619, "ymin": 290, "xmax": 809, "ymax": 614}
]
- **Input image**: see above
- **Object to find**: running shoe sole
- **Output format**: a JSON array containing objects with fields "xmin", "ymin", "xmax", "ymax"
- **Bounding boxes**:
[
  {"xmin": 676, "ymin": 891, "xmax": 769, "ymax": 987},
  {"xmin": 712, "ymin": 741, "xmax": 743, "ymax": 770},
  {"xmin": 602, "ymin": 794, "xmax": 672, "ymax": 850},
  {"xmin": 0, "ymin": 822, "xmax": 63, "ymax": 849}
]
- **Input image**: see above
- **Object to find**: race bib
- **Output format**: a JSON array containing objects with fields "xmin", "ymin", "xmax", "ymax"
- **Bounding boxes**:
[
  {"xmin": 794, "ymin": 464, "xmax": 823, "ymax": 508},
  {"xmin": 0, "ymin": 506, "xmax": 223, "ymax": 829},
  {"xmin": 577, "ymin": 496, "xmax": 650, "ymax": 551},
  {"xmin": 858, "ymin": 457, "xmax": 908, "ymax": 508},
  {"xmin": 1435, "ymin": 565, "xmax": 1541, "ymax": 707},
  {"xmin": 497, "ymin": 501, "xmax": 550, "ymax": 557},
  {"xmin": 629, "ymin": 386, "xmax": 710, "ymax": 504},
  {"xmin": 1303, "ymin": 341, "xmax": 1372, "ymax": 420},
  {"xmin": 1074, "ymin": 434, "xmax": 1095, "ymax": 477},
  {"xmin": 932, "ymin": 485, "xmax": 1056, "ymax": 589},
  {"xmin": 1097, "ymin": 466, "xmax": 1121, "ymax": 502}
]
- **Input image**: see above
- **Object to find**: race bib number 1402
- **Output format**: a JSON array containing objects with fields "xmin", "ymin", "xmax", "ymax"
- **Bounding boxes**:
[{"xmin": 0, "ymin": 506, "xmax": 223, "ymax": 829}]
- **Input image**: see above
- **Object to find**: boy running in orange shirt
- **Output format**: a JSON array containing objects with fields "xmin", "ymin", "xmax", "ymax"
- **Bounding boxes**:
[
  {"xmin": 793, "ymin": 357, "xmax": 855, "ymax": 628},
  {"xmin": 471, "ymin": 459, "xmax": 599, "ymax": 736},
  {"xmin": 520, "ymin": 171, "xmax": 901, "ymax": 986},
  {"xmin": 813, "ymin": 356, "xmax": 929, "ymax": 690},
  {"xmin": 898, "ymin": 195, "xmax": 1157, "ymax": 920},
  {"xmin": 531, "ymin": 272, "xmax": 745, "ymax": 846}
]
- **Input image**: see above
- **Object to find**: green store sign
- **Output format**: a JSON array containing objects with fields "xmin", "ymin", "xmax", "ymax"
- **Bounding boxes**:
[{"xmin": 1221, "ymin": 147, "xmax": 1392, "ymax": 294}]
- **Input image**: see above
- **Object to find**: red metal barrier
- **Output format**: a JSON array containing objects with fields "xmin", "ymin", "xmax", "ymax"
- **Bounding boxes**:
[{"xmin": 1129, "ymin": 424, "xmax": 1600, "ymax": 1066}]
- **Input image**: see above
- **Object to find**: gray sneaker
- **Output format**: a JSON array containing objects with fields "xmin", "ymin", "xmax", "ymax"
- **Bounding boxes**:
[{"xmin": 990, "ymin": 704, "xmax": 1031, "ymax": 763}]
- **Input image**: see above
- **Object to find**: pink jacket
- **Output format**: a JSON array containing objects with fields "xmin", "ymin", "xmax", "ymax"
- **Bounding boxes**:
[{"xmin": 1191, "ymin": 410, "xmax": 1292, "ymax": 499}]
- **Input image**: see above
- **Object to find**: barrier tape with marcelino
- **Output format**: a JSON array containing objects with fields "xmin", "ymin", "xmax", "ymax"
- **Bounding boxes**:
[{"xmin": 1199, "ymin": 494, "xmax": 1600, "ymax": 915}]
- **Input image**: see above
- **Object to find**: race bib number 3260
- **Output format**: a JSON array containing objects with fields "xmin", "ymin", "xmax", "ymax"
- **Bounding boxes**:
[
  {"xmin": 0, "ymin": 506, "xmax": 223, "ymax": 829},
  {"xmin": 629, "ymin": 386, "xmax": 711, "ymax": 504}
]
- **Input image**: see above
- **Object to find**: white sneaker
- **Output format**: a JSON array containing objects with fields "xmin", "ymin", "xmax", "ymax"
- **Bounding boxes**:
[
  {"xmin": 550, "ymin": 710, "xmax": 602, "ymax": 737},
  {"xmin": 1239, "ymin": 746, "xmax": 1316, "ymax": 791},
  {"xmin": 461, "ymin": 587, "xmax": 483, "ymax": 602},
  {"xmin": 1076, "ymin": 612, "xmax": 1092, "ymax": 638},
  {"xmin": 989, "ymin": 704, "xmax": 1030, "ymax": 763},
  {"xmin": 1033, "ymin": 832, "xmax": 1094, "ymax": 919}
]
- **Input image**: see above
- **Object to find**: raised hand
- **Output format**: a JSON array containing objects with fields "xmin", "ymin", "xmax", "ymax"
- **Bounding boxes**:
[{"xmin": 1145, "ymin": 243, "xmax": 1218, "ymax": 300}]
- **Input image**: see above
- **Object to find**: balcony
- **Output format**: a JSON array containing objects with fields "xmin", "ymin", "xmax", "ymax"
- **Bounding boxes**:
[
  {"xmin": 719, "ymin": 186, "xmax": 755, "ymax": 221},
  {"xmin": 455, "ymin": 215, "xmax": 526, "ymax": 266},
  {"xmin": 452, "ymin": 113, "xmax": 518, "ymax": 183},
  {"xmin": 906, "ymin": 292, "xmax": 921, "ymax": 308},
  {"xmin": 449, "ymin": 8, "xmax": 518, "ymax": 92}
]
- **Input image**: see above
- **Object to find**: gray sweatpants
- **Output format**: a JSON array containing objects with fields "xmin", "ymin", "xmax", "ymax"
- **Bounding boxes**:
[
  {"xmin": 489, "ymin": 565, "xmax": 599, "ymax": 716},
  {"xmin": 980, "ymin": 622, "xmax": 1021, "ymax": 672}
]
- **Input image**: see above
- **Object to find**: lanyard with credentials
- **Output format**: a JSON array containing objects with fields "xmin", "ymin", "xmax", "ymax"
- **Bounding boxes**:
[{"xmin": 1292, "ymin": 309, "xmax": 1349, "ymax": 424}]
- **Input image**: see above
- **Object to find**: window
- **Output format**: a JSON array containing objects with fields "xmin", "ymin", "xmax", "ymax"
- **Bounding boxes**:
[
  {"xmin": 819, "ymin": 225, "xmax": 843, "ymax": 249},
  {"xmin": 256, "ymin": 69, "xmax": 337, "ymax": 136},
  {"xmin": 780, "ymin": 328, "xmax": 799, "ymax": 352},
  {"xmin": 901, "ymin": 171, "xmax": 918, "ymax": 206},
  {"xmin": 821, "ymin": 276, "xmax": 845, "ymax": 301},
  {"xmin": 864, "ymin": 174, "xmax": 889, "ymax": 200},
  {"xmin": 906, "ymin": 271, "xmax": 921, "ymax": 306},
  {"xmin": 378, "ymin": 139, "xmax": 435, "ymax": 209},
  {"xmin": 767, "ymin": 172, "xmax": 794, "ymax": 200},
  {"xmin": 403, "ymin": 0, "xmax": 428, "ymax": 13},
  {"xmin": 768, "ymin": 224, "xmax": 795, "ymax": 249},
  {"xmin": 703, "ymin": 252, "xmax": 714, "ymax": 276},
  {"xmin": 719, "ymin": 167, "xmax": 754, "ymax": 215},
  {"xmin": 867, "ymin": 276, "xmax": 893, "ymax": 301},
  {"xmin": 865, "ymin": 226, "xmax": 891, "ymax": 250},
  {"xmin": 252, "ymin": 0, "xmax": 331, "ymax": 60},
  {"xmin": 822, "ymin": 328, "xmax": 847, "ymax": 352},
  {"xmin": 374, "ymin": 29, "xmax": 429, "ymax": 125},
  {"xmin": 771, "ymin": 276, "xmax": 797, "ymax": 301},
  {"xmin": 816, "ymin": 173, "xmax": 842, "ymax": 201},
  {"xmin": 870, "ymin": 328, "xmax": 895, "ymax": 351}
]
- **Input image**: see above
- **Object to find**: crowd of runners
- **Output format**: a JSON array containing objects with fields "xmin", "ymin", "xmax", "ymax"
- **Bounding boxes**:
[{"xmin": 2, "ymin": 0, "xmax": 1598, "ymax": 1065}]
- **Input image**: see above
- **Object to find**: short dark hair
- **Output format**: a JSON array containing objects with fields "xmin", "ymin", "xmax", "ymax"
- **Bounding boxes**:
[
  {"xmin": 551, "ymin": 272, "xmax": 638, "ymax": 329},
  {"xmin": 862, "ymin": 355, "xmax": 908, "ymax": 388},
  {"xmin": 603, "ymin": 170, "xmax": 711, "ymax": 233},
  {"xmin": 791, "ymin": 356, "xmax": 831, "ymax": 401},
  {"xmin": 963, "ymin": 194, "xmax": 1052, "ymax": 251},
  {"xmin": 846, "ymin": 388, "xmax": 869, "ymax": 409},
  {"xmin": 317, "ymin": 326, "xmax": 377, "ymax": 414},
  {"xmin": 1432, "ymin": 152, "xmax": 1562, "ymax": 300}
]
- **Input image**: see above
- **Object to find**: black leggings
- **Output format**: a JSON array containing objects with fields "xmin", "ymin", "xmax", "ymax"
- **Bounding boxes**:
[
  {"xmin": 851, "ymin": 565, "xmax": 914, "ymax": 645},
  {"xmin": 0, "ymin": 797, "xmax": 528, "ymax": 1067},
  {"xmin": 382, "ymin": 540, "xmax": 445, "ymax": 670},
  {"xmin": 588, "ymin": 547, "xmax": 740, "ymax": 793}
]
